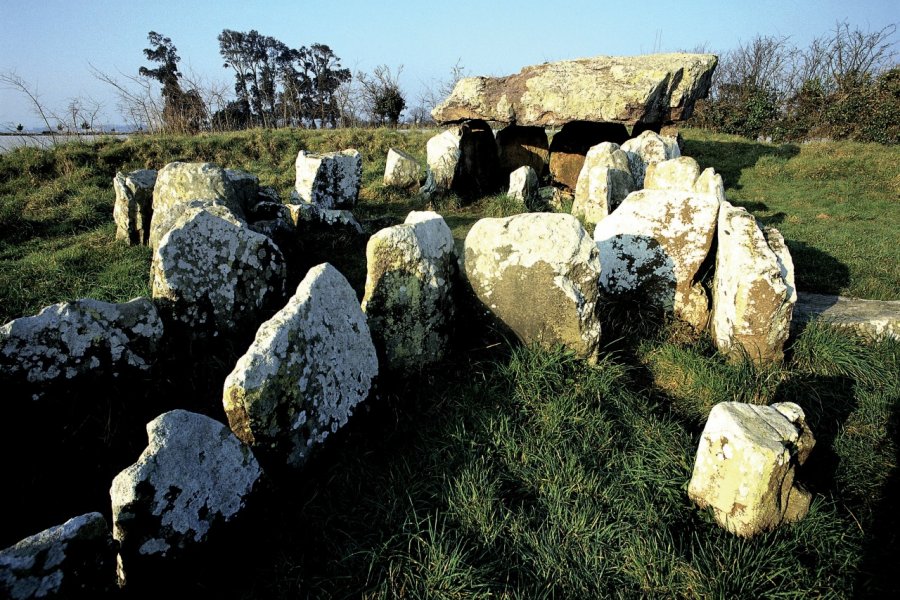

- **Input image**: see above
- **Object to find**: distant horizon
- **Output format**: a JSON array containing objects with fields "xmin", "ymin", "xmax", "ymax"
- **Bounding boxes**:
[{"xmin": 2, "ymin": 0, "xmax": 897, "ymax": 129}]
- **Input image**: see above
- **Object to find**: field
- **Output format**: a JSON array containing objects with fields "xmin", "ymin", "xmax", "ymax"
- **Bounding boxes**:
[{"xmin": 0, "ymin": 128, "xmax": 898, "ymax": 598}]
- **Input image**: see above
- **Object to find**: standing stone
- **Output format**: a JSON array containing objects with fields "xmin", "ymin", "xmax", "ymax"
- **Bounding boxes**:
[
  {"xmin": 688, "ymin": 401, "xmax": 815, "ymax": 537},
  {"xmin": 149, "ymin": 162, "xmax": 243, "ymax": 252},
  {"xmin": 507, "ymin": 166, "xmax": 540, "ymax": 209},
  {"xmin": 362, "ymin": 212, "xmax": 457, "ymax": 371},
  {"xmin": 422, "ymin": 121, "xmax": 499, "ymax": 200},
  {"xmin": 421, "ymin": 127, "xmax": 462, "ymax": 197},
  {"xmin": 225, "ymin": 168, "xmax": 260, "ymax": 213},
  {"xmin": 496, "ymin": 125, "xmax": 549, "ymax": 177},
  {"xmin": 150, "ymin": 204, "xmax": 285, "ymax": 336},
  {"xmin": 1, "ymin": 298, "xmax": 163, "ymax": 384},
  {"xmin": 620, "ymin": 130, "xmax": 681, "ymax": 188},
  {"xmin": 464, "ymin": 213, "xmax": 602, "ymax": 360},
  {"xmin": 643, "ymin": 156, "xmax": 702, "ymax": 192},
  {"xmin": 110, "ymin": 410, "xmax": 262, "ymax": 586},
  {"xmin": 711, "ymin": 202, "xmax": 796, "ymax": 363},
  {"xmin": 294, "ymin": 149, "xmax": 362, "ymax": 209},
  {"xmin": 594, "ymin": 189, "xmax": 720, "ymax": 330},
  {"xmin": 113, "ymin": 169, "xmax": 157, "ymax": 245},
  {"xmin": 383, "ymin": 148, "xmax": 422, "ymax": 189},
  {"xmin": 571, "ymin": 142, "xmax": 634, "ymax": 227},
  {"xmin": 223, "ymin": 263, "xmax": 378, "ymax": 468},
  {"xmin": 0, "ymin": 512, "xmax": 115, "ymax": 599},
  {"xmin": 694, "ymin": 167, "xmax": 726, "ymax": 202},
  {"xmin": 549, "ymin": 121, "xmax": 630, "ymax": 190}
]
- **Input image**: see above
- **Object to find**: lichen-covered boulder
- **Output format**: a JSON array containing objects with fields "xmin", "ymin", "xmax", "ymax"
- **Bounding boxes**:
[
  {"xmin": 421, "ymin": 128, "xmax": 462, "ymax": 197},
  {"xmin": 294, "ymin": 149, "xmax": 361, "ymax": 209},
  {"xmin": 593, "ymin": 189, "xmax": 719, "ymax": 330},
  {"xmin": 0, "ymin": 298, "xmax": 163, "ymax": 384},
  {"xmin": 694, "ymin": 167, "xmax": 726, "ymax": 202},
  {"xmin": 643, "ymin": 156, "xmax": 702, "ymax": 192},
  {"xmin": 223, "ymin": 263, "xmax": 378, "ymax": 468},
  {"xmin": 0, "ymin": 512, "xmax": 115, "ymax": 599},
  {"xmin": 548, "ymin": 122, "xmax": 630, "ymax": 190},
  {"xmin": 362, "ymin": 212, "xmax": 457, "ymax": 371},
  {"xmin": 496, "ymin": 125, "xmax": 549, "ymax": 176},
  {"xmin": 150, "ymin": 203, "xmax": 285, "ymax": 336},
  {"xmin": 571, "ymin": 142, "xmax": 634, "ymax": 227},
  {"xmin": 383, "ymin": 148, "xmax": 422, "ymax": 189},
  {"xmin": 422, "ymin": 121, "xmax": 499, "ymax": 199},
  {"xmin": 110, "ymin": 409, "xmax": 262, "ymax": 586},
  {"xmin": 711, "ymin": 202, "xmax": 796, "ymax": 363},
  {"xmin": 688, "ymin": 401, "xmax": 815, "ymax": 537},
  {"xmin": 464, "ymin": 213, "xmax": 602, "ymax": 360},
  {"xmin": 149, "ymin": 162, "xmax": 243, "ymax": 252},
  {"xmin": 432, "ymin": 53, "xmax": 718, "ymax": 127},
  {"xmin": 113, "ymin": 169, "xmax": 157, "ymax": 245},
  {"xmin": 507, "ymin": 165, "xmax": 539, "ymax": 208},
  {"xmin": 620, "ymin": 130, "xmax": 681, "ymax": 188}
]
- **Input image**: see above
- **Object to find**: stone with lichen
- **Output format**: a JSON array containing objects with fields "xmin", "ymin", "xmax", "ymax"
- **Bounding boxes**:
[
  {"xmin": 571, "ymin": 141, "xmax": 634, "ymax": 227},
  {"xmin": 223, "ymin": 263, "xmax": 378, "ymax": 468},
  {"xmin": 362, "ymin": 211, "xmax": 457, "ymax": 371},
  {"xmin": 507, "ymin": 166, "xmax": 539, "ymax": 209},
  {"xmin": 113, "ymin": 169, "xmax": 157, "ymax": 245},
  {"xmin": 383, "ymin": 148, "xmax": 422, "ymax": 189},
  {"xmin": 620, "ymin": 130, "xmax": 681, "ymax": 188},
  {"xmin": 294, "ymin": 149, "xmax": 361, "ymax": 209}
]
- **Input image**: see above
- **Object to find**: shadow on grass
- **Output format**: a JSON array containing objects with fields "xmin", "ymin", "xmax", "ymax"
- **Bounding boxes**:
[
  {"xmin": 682, "ymin": 139, "xmax": 800, "ymax": 190},
  {"xmin": 786, "ymin": 240, "xmax": 852, "ymax": 296}
]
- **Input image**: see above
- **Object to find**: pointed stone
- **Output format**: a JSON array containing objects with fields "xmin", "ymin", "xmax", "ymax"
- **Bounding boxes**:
[{"xmin": 113, "ymin": 169, "xmax": 156, "ymax": 245}]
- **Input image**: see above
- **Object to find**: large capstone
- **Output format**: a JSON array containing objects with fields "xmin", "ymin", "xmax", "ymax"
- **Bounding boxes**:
[
  {"xmin": 0, "ymin": 512, "xmax": 115, "ymax": 599},
  {"xmin": 222, "ymin": 263, "xmax": 378, "ymax": 468},
  {"xmin": 571, "ymin": 142, "xmax": 634, "ymax": 227},
  {"xmin": 432, "ymin": 53, "xmax": 718, "ymax": 126},
  {"xmin": 149, "ymin": 162, "xmax": 243, "ymax": 252},
  {"xmin": 0, "ymin": 297, "xmax": 163, "ymax": 384},
  {"xmin": 464, "ymin": 213, "xmax": 602, "ymax": 360},
  {"xmin": 711, "ymin": 202, "xmax": 796, "ymax": 363},
  {"xmin": 110, "ymin": 409, "xmax": 262, "ymax": 586},
  {"xmin": 113, "ymin": 169, "xmax": 157, "ymax": 246},
  {"xmin": 620, "ymin": 130, "xmax": 681, "ymax": 188},
  {"xmin": 362, "ymin": 212, "xmax": 457, "ymax": 371},
  {"xmin": 688, "ymin": 401, "xmax": 815, "ymax": 537},
  {"xmin": 150, "ymin": 203, "xmax": 286, "ymax": 336},
  {"xmin": 593, "ymin": 189, "xmax": 719, "ymax": 330},
  {"xmin": 294, "ymin": 149, "xmax": 362, "ymax": 209},
  {"xmin": 422, "ymin": 120, "xmax": 499, "ymax": 200},
  {"xmin": 548, "ymin": 121, "xmax": 630, "ymax": 190},
  {"xmin": 496, "ymin": 125, "xmax": 549, "ymax": 177},
  {"xmin": 383, "ymin": 148, "xmax": 422, "ymax": 189}
]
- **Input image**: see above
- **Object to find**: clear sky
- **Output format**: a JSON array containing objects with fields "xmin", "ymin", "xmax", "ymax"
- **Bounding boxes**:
[{"xmin": 1, "ymin": 0, "xmax": 897, "ymax": 128}]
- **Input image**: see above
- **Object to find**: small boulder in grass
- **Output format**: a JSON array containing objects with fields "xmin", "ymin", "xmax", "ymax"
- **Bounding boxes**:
[{"xmin": 383, "ymin": 148, "xmax": 422, "ymax": 189}]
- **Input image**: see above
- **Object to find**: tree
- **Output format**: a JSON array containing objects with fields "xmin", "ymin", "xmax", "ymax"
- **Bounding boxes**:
[
  {"xmin": 139, "ymin": 31, "xmax": 206, "ymax": 133},
  {"xmin": 218, "ymin": 29, "xmax": 287, "ymax": 128},
  {"xmin": 358, "ymin": 65, "xmax": 406, "ymax": 126},
  {"xmin": 16, "ymin": 123, "xmax": 23, "ymax": 132}
]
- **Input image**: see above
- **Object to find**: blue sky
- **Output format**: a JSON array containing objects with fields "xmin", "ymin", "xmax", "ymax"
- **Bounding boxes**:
[{"xmin": 1, "ymin": 0, "xmax": 897, "ymax": 127}]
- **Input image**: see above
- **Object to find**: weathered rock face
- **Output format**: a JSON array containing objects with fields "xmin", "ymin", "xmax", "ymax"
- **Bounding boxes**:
[
  {"xmin": 383, "ymin": 148, "xmax": 422, "ymax": 189},
  {"xmin": 571, "ymin": 142, "xmax": 634, "ymax": 227},
  {"xmin": 496, "ymin": 125, "xmax": 549, "ymax": 176},
  {"xmin": 421, "ymin": 128, "xmax": 462, "ymax": 197},
  {"xmin": 507, "ymin": 166, "xmax": 540, "ymax": 208},
  {"xmin": 711, "ymin": 203, "xmax": 796, "ymax": 363},
  {"xmin": 464, "ymin": 213, "xmax": 602, "ymax": 360},
  {"xmin": 793, "ymin": 292, "xmax": 900, "ymax": 341},
  {"xmin": 149, "ymin": 162, "xmax": 242, "ymax": 252},
  {"xmin": 0, "ymin": 297, "xmax": 163, "ymax": 384},
  {"xmin": 223, "ymin": 263, "xmax": 378, "ymax": 468},
  {"xmin": 0, "ymin": 512, "xmax": 116, "ymax": 599},
  {"xmin": 422, "ymin": 121, "xmax": 500, "ymax": 199},
  {"xmin": 620, "ymin": 130, "xmax": 681, "ymax": 188},
  {"xmin": 113, "ymin": 169, "xmax": 157, "ymax": 245},
  {"xmin": 548, "ymin": 121, "xmax": 630, "ymax": 190},
  {"xmin": 286, "ymin": 201, "xmax": 364, "ymax": 235},
  {"xmin": 694, "ymin": 167, "xmax": 726, "ymax": 202},
  {"xmin": 294, "ymin": 149, "xmax": 362, "ymax": 209},
  {"xmin": 432, "ymin": 53, "xmax": 718, "ymax": 127},
  {"xmin": 688, "ymin": 401, "xmax": 815, "ymax": 537},
  {"xmin": 110, "ymin": 410, "xmax": 262, "ymax": 586},
  {"xmin": 643, "ymin": 156, "xmax": 702, "ymax": 192},
  {"xmin": 593, "ymin": 189, "xmax": 719, "ymax": 330},
  {"xmin": 362, "ymin": 212, "xmax": 457, "ymax": 371},
  {"xmin": 150, "ymin": 204, "xmax": 286, "ymax": 336}
]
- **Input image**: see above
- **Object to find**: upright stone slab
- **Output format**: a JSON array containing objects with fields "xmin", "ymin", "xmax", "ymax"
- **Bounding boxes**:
[
  {"xmin": 593, "ymin": 189, "xmax": 719, "ymax": 330},
  {"xmin": 383, "ymin": 148, "xmax": 422, "ymax": 189},
  {"xmin": 150, "ymin": 203, "xmax": 286, "ymax": 336},
  {"xmin": 113, "ymin": 169, "xmax": 157, "ymax": 245},
  {"xmin": 711, "ymin": 202, "xmax": 796, "ymax": 363},
  {"xmin": 496, "ymin": 125, "xmax": 549, "ymax": 177},
  {"xmin": 643, "ymin": 156, "xmax": 702, "ymax": 192},
  {"xmin": 294, "ymin": 149, "xmax": 362, "ymax": 209},
  {"xmin": 0, "ymin": 297, "xmax": 163, "ymax": 384},
  {"xmin": 421, "ymin": 127, "xmax": 462, "ymax": 197},
  {"xmin": 694, "ymin": 167, "xmax": 726, "ymax": 202},
  {"xmin": 149, "ymin": 162, "xmax": 242, "ymax": 252},
  {"xmin": 688, "ymin": 401, "xmax": 815, "ymax": 537},
  {"xmin": 362, "ymin": 212, "xmax": 457, "ymax": 371},
  {"xmin": 549, "ymin": 121, "xmax": 630, "ymax": 190},
  {"xmin": 0, "ymin": 512, "xmax": 116, "ymax": 599},
  {"xmin": 507, "ymin": 166, "xmax": 540, "ymax": 209},
  {"xmin": 571, "ymin": 142, "xmax": 634, "ymax": 227},
  {"xmin": 110, "ymin": 410, "xmax": 262, "ymax": 586},
  {"xmin": 422, "ymin": 121, "xmax": 499, "ymax": 200},
  {"xmin": 464, "ymin": 213, "xmax": 602, "ymax": 360},
  {"xmin": 223, "ymin": 263, "xmax": 378, "ymax": 468},
  {"xmin": 620, "ymin": 130, "xmax": 681, "ymax": 188}
]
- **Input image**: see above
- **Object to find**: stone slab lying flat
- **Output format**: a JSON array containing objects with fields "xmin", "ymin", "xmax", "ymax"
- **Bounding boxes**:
[{"xmin": 793, "ymin": 292, "xmax": 900, "ymax": 340}]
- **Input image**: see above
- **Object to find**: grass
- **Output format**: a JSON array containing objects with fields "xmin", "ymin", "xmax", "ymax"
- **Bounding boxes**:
[{"xmin": 0, "ymin": 127, "xmax": 898, "ymax": 597}]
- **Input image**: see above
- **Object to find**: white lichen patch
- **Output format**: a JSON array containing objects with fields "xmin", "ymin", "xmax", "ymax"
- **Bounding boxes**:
[
  {"xmin": 1, "ymin": 298, "xmax": 163, "ymax": 384},
  {"xmin": 294, "ymin": 149, "xmax": 361, "ymax": 209},
  {"xmin": 223, "ymin": 263, "xmax": 378, "ymax": 468}
]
